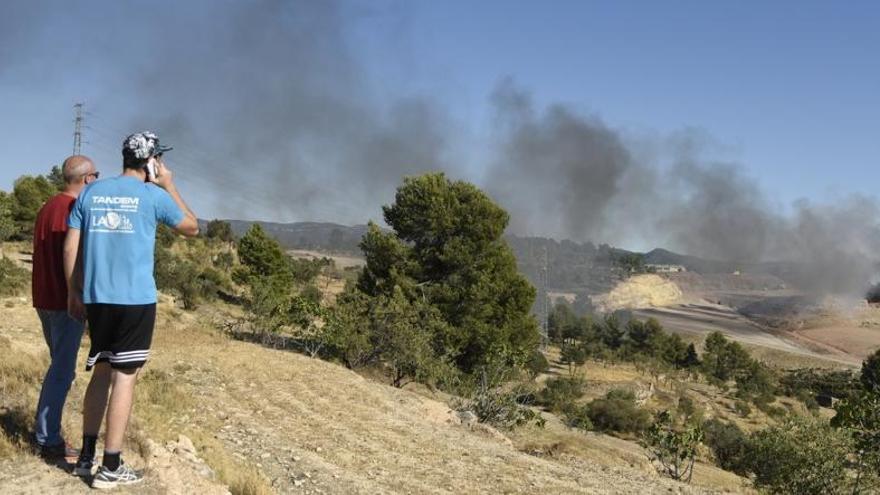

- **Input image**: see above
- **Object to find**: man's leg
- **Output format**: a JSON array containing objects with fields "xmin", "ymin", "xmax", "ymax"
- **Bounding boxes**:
[
  {"xmin": 82, "ymin": 362, "xmax": 112, "ymax": 437},
  {"xmin": 74, "ymin": 361, "xmax": 111, "ymax": 475},
  {"xmin": 102, "ymin": 368, "xmax": 139, "ymax": 455},
  {"xmin": 34, "ymin": 310, "xmax": 84, "ymax": 451}
]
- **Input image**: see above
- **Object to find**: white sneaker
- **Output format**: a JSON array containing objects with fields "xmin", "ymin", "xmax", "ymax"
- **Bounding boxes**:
[{"xmin": 91, "ymin": 462, "xmax": 144, "ymax": 489}]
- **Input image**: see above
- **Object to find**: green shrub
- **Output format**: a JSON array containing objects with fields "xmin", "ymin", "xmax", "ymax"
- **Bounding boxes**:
[
  {"xmin": 702, "ymin": 331, "xmax": 752, "ymax": 383},
  {"xmin": 0, "ymin": 192, "xmax": 16, "ymax": 242},
  {"xmin": 734, "ymin": 360, "xmax": 778, "ymax": 403},
  {"xmin": 538, "ymin": 376, "xmax": 586, "ymax": 413},
  {"xmin": 779, "ymin": 368, "xmax": 859, "ymax": 400},
  {"xmin": 562, "ymin": 403, "xmax": 594, "ymax": 430},
  {"xmin": 748, "ymin": 416, "xmax": 853, "ymax": 495},
  {"xmin": 702, "ymin": 418, "xmax": 751, "ymax": 475},
  {"xmin": 832, "ymin": 389, "xmax": 880, "ymax": 492},
  {"xmin": 559, "ymin": 341, "xmax": 587, "ymax": 371},
  {"xmin": 0, "ymin": 257, "xmax": 29, "ymax": 297},
  {"xmin": 644, "ymin": 411, "xmax": 703, "ymax": 482},
  {"xmin": 154, "ymin": 245, "xmax": 231, "ymax": 310},
  {"xmin": 585, "ymin": 389, "xmax": 651, "ymax": 435},
  {"xmin": 289, "ymin": 257, "xmax": 328, "ymax": 284},
  {"xmin": 10, "ymin": 175, "xmax": 56, "ymax": 240},
  {"xmin": 205, "ymin": 219, "xmax": 235, "ymax": 243},
  {"xmin": 525, "ymin": 350, "xmax": 550, "ymax": 378},
  {"xmin": 861, "ymin": 349, "xmax": 880, "ymax": 392}
]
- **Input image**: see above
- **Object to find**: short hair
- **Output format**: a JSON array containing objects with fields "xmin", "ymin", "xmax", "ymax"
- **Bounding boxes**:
[
  {"xmin": 61, "ymin": 155, "xmax": 94, "ymax": 184},
  {"xmin": 122, "ymin": 149, "xmax": 148, "ymax": 171}
]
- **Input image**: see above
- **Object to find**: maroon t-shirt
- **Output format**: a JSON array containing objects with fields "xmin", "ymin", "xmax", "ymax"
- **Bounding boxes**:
[{"xmin": 32, "ymin": 193, "xmax": 76, "ymax": 310}]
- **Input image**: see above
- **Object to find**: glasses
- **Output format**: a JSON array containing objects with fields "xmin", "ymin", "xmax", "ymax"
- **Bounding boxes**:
[{"xmin": 82, "ymin": 171, "xmax": 100, "ymax": 179}]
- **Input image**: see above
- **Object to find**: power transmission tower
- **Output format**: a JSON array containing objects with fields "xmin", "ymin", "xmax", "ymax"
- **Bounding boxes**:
[
  {"xmin": 539, "ymin": 244, "xmax": 549, "ymax": 346},
  {"xmin": 73, "ymin": 102, "xmax": 84, "ymax": 155}
]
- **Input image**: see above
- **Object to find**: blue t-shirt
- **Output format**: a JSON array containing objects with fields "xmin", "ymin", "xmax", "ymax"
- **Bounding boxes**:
[{"xmin": 68, "ymin": 176, "xmax": 185, "ymax": 305}]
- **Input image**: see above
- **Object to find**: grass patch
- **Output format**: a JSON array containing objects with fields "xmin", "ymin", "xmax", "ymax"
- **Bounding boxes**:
[
  {"xmin": 134, "ymin": 369, "xmax": 194, "ymax": 445},
  {"xmin": 0, "ymin": 257, "xmax": 30, "ymax": 297},
  {"xmin": 0, "ymin": 336, "xmax": 46, "ymax": 459}
]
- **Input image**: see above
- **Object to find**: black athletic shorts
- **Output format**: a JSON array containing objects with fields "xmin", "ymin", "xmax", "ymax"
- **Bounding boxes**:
[{"xmin": 85, "ymin": 303, "xmax": 156, "ymax": 371}]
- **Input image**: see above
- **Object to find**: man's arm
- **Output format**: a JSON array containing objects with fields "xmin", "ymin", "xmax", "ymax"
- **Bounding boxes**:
[
  {"xmin": 152, "ymin": 159, "xmax": 199, "ymax": 237},
  {"xmin": 63, "ymin": 228, "xmax": 86, "ymax": 320}
]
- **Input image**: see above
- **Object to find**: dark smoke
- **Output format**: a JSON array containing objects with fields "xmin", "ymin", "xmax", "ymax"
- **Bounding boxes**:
[
  {"xmin": 487, "ymin": 85, "xmax": 880, "ymax": 295},
  {"xmin": 0, "ymin": 0, "xmax": 452, "ymax": 222},
  {"xmin": 3, "ymin": 1, "xmax": 879, "ymax": 295}
]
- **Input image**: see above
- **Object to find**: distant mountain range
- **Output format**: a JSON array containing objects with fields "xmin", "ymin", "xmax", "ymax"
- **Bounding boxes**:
[
  {"xmin": 199, "ymin": 219, "xmax": 371, "ymax": 254},
  {"xmin": 202, "ymin": 219, "xmax": 799, "ymax": 298}
]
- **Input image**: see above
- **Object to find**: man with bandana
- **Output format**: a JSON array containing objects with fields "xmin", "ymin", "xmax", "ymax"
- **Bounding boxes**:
[{"xmin": 65, "ymin": 131, "xmax": 199, "ymax": 488}]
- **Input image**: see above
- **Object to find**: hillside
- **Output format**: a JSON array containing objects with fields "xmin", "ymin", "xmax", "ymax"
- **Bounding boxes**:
[
  {"xmin": 208, "ymin": 220, "xmax": 811, "ymax": 310},
  {"xmin": 0, "ymin": 295, "xmax": 731, "ymax": 495}
]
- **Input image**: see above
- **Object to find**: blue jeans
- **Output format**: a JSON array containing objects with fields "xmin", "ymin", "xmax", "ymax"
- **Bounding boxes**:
[{"xmin": 34, "ymin": 309, "xmax": 85, "ymax": 447}]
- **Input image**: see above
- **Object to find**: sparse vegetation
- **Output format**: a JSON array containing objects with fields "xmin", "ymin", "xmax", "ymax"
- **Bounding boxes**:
[
  {"xmin": 644, "ymin": 410, "xmax": 703, "ymax": 482},
  {"xmin": 748, "ymin": 416, "xmax": 853, "ymax": 495},
  {"xmin": 460, "ymin": 365, "xmax": 545, "ymax": 430},
  {"xmin": 0, "ymin": 257, "xmax": 29, "ymax": 297},
  {"xmin": 582, "ymin": 389, "xmax": 651, "ymax": 436},
  {"xmin": 538, "ymin": 375, "xmax": 585, "ymax": 413},
  {"xmin": 701, "ymin": 418, "xmax": 751, "ymax": 475}
]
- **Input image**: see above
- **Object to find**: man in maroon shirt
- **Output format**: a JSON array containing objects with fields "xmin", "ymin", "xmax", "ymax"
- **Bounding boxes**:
[{"xmin": 32, "ymin": 155, "xmax": 99, "ymax": 459}]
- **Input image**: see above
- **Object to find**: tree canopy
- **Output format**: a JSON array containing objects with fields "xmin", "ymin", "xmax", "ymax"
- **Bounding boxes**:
[{"xmin": 353, "ymin": 173, "xmax": 540, "ymax": 373}]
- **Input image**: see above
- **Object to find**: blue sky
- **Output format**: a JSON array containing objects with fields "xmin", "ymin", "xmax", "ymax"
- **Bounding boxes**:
[{"xmin": 2, "ymin": 0, "xmax": 878, "ymax": 222}]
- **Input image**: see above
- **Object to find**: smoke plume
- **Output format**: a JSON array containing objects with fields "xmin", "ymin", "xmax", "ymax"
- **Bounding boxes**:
[{"xmin": 3, "ymin": 0, "xmax": 879, "ymax": 295}]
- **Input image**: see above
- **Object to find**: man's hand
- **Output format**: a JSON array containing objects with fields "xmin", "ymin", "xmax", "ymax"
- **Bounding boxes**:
[
  {"xmin": 68, "ymin": 291, "xmax": 86, "ymax": 322},
  {"xmin": 150, "ymin": 158, "xmax": 175, "ymax": 190}
]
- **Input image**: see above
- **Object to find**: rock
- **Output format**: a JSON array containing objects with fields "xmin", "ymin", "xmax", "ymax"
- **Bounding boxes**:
[
  {"xmin": 457, "ymin": 410, "xmax": 478, "ymax": 426},
  {"xmin": 175, "ymin": 434, "xmax": 196, "ymax": 454}
]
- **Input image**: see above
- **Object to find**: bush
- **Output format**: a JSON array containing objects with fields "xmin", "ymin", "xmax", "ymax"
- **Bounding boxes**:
[
  {"xmin": 324, "ymin": 289, "xmax": 376, "ymax": 368},
  {"xmin": 525, "ymin": 350, "xmax": 550, "ymax": 378},
  {"xmin": 538, "ymin": 376, "xmax": 585, "ymax": 413},
  {"xmin": 562, "ymin": 403, "xmax": 594, "ymax": 430},
  {"xmin": 734, "ymin": 360, "xmax": 778, "ymax": 403},
  {"xmin": 702, "ymin": 418, "xmax": 751, "ymax": 475},
  {"xmin": 748, "ymin": 416, "xmax": 853, "ymax": 495},
  {"xmin": 559, "ymin": 341, "xmax": 587, "ymax": 371},
  {"xmin": 238, "ymin": 224, "xmax": 292, "ymax": 280},
  {"xmin": 0, "ymin": 257, "xmax": 29, "ymax": 297},
  {"xmin": 205, "ymin": 219, "xmax": 235, "ymax": 243},
  {"xmin": 644, "ymin": 411, "xmax": 703, "ymax": 482},
  {"xmin": 463, "ymin": 366, "xmax": 545, "ymax": 430},
  {"xmin": 702, "ymin": 331, "xmax": 752, "ymax": 383},
  {"xmin": 832, "ymin": 389, "xmax": 880, "ymax": 492},
  {"xmin": 0, "ymin": 192, "xmax": 16, "ymax": 242},
  {"xmin": 585, "ymin": 389, "xmax": 651, "ymax": 435},
  {"xmin": 861, "ymin": 349, "xmax": 880, "ymax": 392},
  {"xmin": 154, "ymin": 243, "xmax": 231, "ymax": 309},
  {"xmin": 10, "ymin": 175, "xmax": 56, "ymax": 240},
  {"xmin": 780, "ymin": 368, "xmax": 859, "ymax": 401}
]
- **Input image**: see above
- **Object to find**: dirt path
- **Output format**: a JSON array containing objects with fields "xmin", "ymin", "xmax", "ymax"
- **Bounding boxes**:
[{"xmin": 0, "ymin": 297, "xmax": 722, "ymax": 494}]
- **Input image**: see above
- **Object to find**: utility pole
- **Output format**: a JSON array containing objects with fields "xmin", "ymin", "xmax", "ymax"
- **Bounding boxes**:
[{"xmin": 73, "ymin": 102, "xmax": 84, "ymax": 155}]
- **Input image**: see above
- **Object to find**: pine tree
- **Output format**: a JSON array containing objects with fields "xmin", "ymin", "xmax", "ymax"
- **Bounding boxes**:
[{"xmin": 357, "ymin": 173, "xmax": 539, "ymax": 373}]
